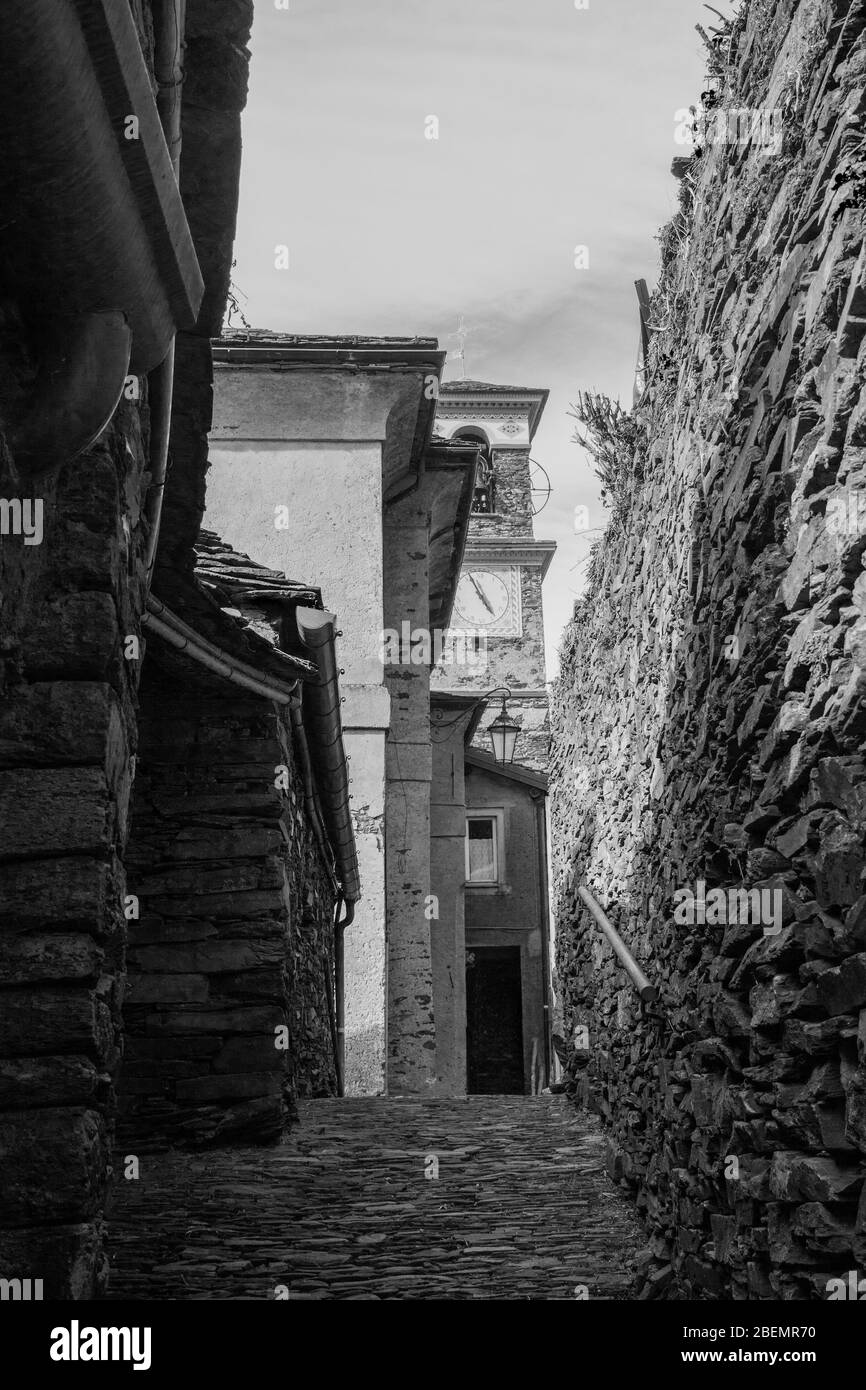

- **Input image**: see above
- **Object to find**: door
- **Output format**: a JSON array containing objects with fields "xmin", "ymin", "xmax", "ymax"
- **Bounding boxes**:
[{"xmin": 465, "ymin": 945, "xmax": 524, "ymax": 1094}]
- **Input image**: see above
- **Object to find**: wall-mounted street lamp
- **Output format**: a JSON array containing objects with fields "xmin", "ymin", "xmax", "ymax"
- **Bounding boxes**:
[
  {"xmin": 430, "ymin": 685, "xmax": 521, "ymax": 765},
  {"xmin": 487, "ymin": 691, "xmax": 520, "ymax": 765}
]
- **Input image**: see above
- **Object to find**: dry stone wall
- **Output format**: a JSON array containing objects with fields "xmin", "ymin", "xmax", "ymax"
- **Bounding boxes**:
[
  {"xmin": 120, "ymin": 665, "xmax": 337, "ymax": 1149},
  {"xmin": 552, "ymin": 0, "xmax": 866, "ymax": 1299},
  {"xmin": 0, "ymin": 0, "xmax": 296, "ymax": 1298},
  {"xmin": 0, "ymin": 376, "xmax": 148, "ymax": 1297}
]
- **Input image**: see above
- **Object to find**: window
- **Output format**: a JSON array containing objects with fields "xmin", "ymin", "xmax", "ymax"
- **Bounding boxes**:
[
  {"xmin": 465, "ymin": 811, "xmax": 504, "ymax": 885},
  {"xmin": 452, "ymin": 429, "xmax": 496, "ymax": 514}
]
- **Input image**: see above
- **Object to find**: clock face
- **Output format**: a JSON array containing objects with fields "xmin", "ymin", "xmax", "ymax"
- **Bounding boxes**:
[{"xmin": 454, "ymin": 569, "xmax": 510, "ymax": 627}]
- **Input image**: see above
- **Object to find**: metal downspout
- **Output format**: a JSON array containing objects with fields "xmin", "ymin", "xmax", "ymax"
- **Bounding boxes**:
[
  {"xmin": 288, "ymin": 695, "xmax": 341, "ymax": 898},
  {"xmin": 535, "ymin": 793, "xmax": 553, "ymax": 1090},
  {"xmin": 334, "ymin": 896, "xmax": 348, "ymax": 1095}
]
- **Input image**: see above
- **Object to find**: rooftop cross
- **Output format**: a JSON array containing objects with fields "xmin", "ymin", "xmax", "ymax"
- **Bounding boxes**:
[{"xmin": 447, "ymin": 314, "xmax": 470, "ymax": 380}]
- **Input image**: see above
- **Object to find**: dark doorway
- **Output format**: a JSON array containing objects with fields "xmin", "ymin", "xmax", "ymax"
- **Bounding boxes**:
[{"xmin": 466, "ymin": 946, "xmax": 524, "ymax": 1094}]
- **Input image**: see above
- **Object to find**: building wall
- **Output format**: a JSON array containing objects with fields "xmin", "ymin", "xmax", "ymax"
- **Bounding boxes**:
[
  {"xmin": 0, "ymin": 379, "xmax": 147, "ymax": 1298},
  {"xmin": 205, "ymin": 440, "xmax": 385, "ymax": 688},
  {"xmin": 204, "ymin": 436, "xmax": 391, "ymax": 1095},
  {"xmin": 431, "ymin": 436, "xmax": 552, "ymax": 773},
  {"xmin": 475, "ymin": 448, "xmax": 535, "ymax": 540},
  {"xmin": 0, "ymin": 0, "xmax": 254, "ymax": 1297},
  {"xmin": 437, "ymin": 557, "xmax": 550, "ymax": 769},
  {"xmin": 551, "ymin": 0, "xmax": 866, "ymax": 1299},
  {"xmin": 465, "ymin": 765, "xmax": 548, "ymax": 1090},
  {"xmin": 120, "ymin": 667, "xmax": 337, "ymax": 1149},
  {"xmin": 340, "ymin": 727, "xmax": 387, "ymax": 1094},
  {"xmin": 383, "ymin": 490, "xmax": 437, "ymax": 1093},
  {"xmin": 205, "ymin": 363, "xmax": 456, "ymax": 1095},
  {"xmin": 430, "ymin": 715, "xmax": 472, "ymax": 1094}
]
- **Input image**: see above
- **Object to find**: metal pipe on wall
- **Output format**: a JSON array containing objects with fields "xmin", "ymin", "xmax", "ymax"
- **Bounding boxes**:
[
  {"xmin": 332, "ymin": 895, "xmax": 346, "ymax": 1097},
  {"xmin": 288, "ymin": 694, "xmax": 341, "ymax": 899},
  {"xmin": 578, "ymin": 885, "xmax": 658, "ymax": 1004},
  {"xmin": 142, "ymin": 598, "xmax": 301, "ymax": 704},
  {"xmin": 534, "ymin": 793, "xmax": 553, "ymax": 1089}
]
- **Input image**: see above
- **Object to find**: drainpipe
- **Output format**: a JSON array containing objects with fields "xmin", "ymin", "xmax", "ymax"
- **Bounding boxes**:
[
  {"xmin": 534, "ymin": 792, "xmax": 552, "ymax": 1089},
  {"xmin": 144, "ymin": 0, "xmax": 186, "ymax": 589},
  {"xmin": 335, "ymin": 896, "xmax": 352, "ymax": 1093},
  {"xmin": 289, "ymin": 693, "xmax": 341, "ymax": 899},
  {"xmin": 329, "ymin": 895, "xmax": 346, "ymax": 1096},
  {"xmin": 293, "ymin": 608, "xmax": 361, "ymax": 906},
  {"xmin": 290, "ymin": 697, "xmax": 351, "ymax": 1096},
  {"xmin": 143, "ymin": 595, "xmax": 302, "ymax": 704}
]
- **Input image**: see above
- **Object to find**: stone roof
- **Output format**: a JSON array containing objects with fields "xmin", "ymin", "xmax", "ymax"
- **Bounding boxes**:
[
  {"xmin": 194, "ymin": 529, "xmax": 321, "ymax": 609},
  {"xmin": 217, "ymin": 330, "xmax": 439, "ymax": 349},
  {"xmin": 146, "ymin": 529, "xmax": 321, "ymax": 686},
  {"xmin": 439, "ymin": 380, "xmax": 546, "ymax": 396},
  {"xmin": 172, "ymin": 528, "xmax": 322, "ymax": 680}
]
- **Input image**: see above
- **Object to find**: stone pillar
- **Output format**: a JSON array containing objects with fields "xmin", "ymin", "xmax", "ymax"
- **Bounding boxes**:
[
  {"xmin": 383, "ymin": 495, "xmax": 436, "ymax": 1092},
  {"xmin": 430, "ymin": 705, "xmax": 473, "ymax": 1093}
]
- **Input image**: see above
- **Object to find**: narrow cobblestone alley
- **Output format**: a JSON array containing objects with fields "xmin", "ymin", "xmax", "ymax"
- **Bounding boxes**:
[{"xmin": 106, "ymin": 1097, "xmax": 642, "ymax": 1300}]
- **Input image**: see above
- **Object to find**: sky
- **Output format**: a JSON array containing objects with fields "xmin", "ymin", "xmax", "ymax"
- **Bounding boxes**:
[{"xmin": 228, "ymin": 0, "xmax": 718, "ymax": 677}]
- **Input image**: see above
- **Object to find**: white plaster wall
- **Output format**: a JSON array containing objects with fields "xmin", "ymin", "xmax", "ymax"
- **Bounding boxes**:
[
  {"xmin": 436, "ymin": 407, "xmax": 532, "ymax": 449},
  {"xmin": 343, "ymin": 728, "xmax": 386, "ymax": 1095},
  {"xmin": 204, "ymin": 442, "xmax": 384, "ymax": 687},
  {"xmin": 203, "ymin": 439, "xmax": 390, "ymax": 1095}
]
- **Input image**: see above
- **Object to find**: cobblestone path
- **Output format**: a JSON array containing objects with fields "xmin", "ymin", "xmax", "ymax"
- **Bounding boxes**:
[{"xmin": 106, "ymin": 1096, "xmax": 642, "ymax": 1300}]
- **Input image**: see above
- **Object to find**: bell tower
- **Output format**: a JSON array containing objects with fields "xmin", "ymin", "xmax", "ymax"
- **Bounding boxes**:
[{"xmin": 431, "ymin": 380, "xmax": 555, "ymax": 771}]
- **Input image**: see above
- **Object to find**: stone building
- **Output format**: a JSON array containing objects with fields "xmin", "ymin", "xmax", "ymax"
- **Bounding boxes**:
[
  {"xmin": 119, "ymin": 529, "xmax": 358, "ymax": 1149},
  {"xmin": 431, "ymin": 382, "xmax": 556, "ymax": 1094},
  {"xmin": 0, "ymin": 0, "xmax": 356, "ymax": 1300},
  {"xmin": 203, "ymin": 336, "xmax": 477, "ymax": 1095},
  {"xmin": 205, "ymin": 360, "xmax": 559, "ymax": 1098},
  {"xmin": 551, "ymin": 0, "xmax": 866, "ymax": 1299},
  {"xmin": 432, "ymin": 382, "xmax": 556, "ymax": 770}
]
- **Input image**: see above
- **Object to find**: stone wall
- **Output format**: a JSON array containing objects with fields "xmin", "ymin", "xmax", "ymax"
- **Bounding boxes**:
[
  {"xmin": 0, "ymin": 0, "xmax": 256, "ymax": 1298},
  {"xmin": 437, "ymin": 445, "xmax": 551, "ymax": 771},
  {"xmin": 120, "ymin": 662, "xmax": 337, "ymax": 1148},
  {"xmin": 430, "ymin": 703, "xmax": 473, "ymax": 1094},
  {"xmin": 0, "ymin": 375, "xmax": 148, "ymax": 1297},
  {"xmin": 476, "ymin": 449, "xmax": 535, "ymax": 539},
  {"xmin": 383, "ymin": 489, "xmax": 437, "ymax": 1094},
  {"xmin": 0, "ymin": 0, "xmax": 158, "ymax": 1283},
  {"xmin": 552, "ymin": 0, "xmax": 866, "ymax": 1299}
]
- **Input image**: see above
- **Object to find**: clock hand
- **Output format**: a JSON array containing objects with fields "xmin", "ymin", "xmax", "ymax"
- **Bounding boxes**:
[{"xmin": 470, "ymin": 573, "xmax": 495, "ymax": 616}]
